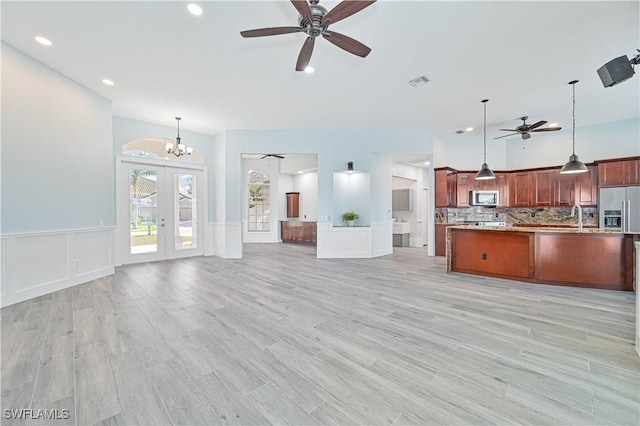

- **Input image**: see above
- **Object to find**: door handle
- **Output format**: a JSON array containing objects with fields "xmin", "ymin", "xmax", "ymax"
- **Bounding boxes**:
[
  {"xmin": 627, "ymin": 199, "xmax": 631, "ymax": 232},
  {"xmin": 622, "ymin": 200, "xmax": 627, "ymax": 232}
]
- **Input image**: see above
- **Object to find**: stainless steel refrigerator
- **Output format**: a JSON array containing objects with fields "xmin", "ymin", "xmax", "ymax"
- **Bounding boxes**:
[{"xmin": 599, "ymin": 187, "xmax": 640, "ymax": 231}]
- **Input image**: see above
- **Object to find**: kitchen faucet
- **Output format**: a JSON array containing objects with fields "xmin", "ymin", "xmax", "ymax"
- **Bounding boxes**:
[{"xmin": 571, "ymin": 204, "xmax": 583, "ymax": 232}]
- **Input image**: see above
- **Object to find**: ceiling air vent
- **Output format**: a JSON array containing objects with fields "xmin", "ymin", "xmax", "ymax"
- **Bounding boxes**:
[{"xmin": 408, "ymin": 76, "xmax": 430, "ymax": 87}]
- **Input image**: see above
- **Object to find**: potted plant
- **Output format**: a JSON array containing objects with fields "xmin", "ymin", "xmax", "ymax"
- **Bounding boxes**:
[{"xmin": 342, "ymin": 211, "xmax": 359, "ymax": 227}]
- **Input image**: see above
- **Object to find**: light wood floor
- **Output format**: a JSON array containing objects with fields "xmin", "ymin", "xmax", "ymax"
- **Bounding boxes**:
[{"xmin": 2, "ymin": 244, "xmax": 638, "ymax": 425}]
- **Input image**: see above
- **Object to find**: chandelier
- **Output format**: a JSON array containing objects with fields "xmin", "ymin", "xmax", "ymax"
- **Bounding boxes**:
[{"xmin": 165, "ymin": 117, "xmax": 193, "ymax": 157}]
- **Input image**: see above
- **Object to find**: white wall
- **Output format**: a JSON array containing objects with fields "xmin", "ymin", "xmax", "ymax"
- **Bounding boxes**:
[
  {"xmin": 506, "ymin": 118, "xmax": 640, "ymax": 169},
  {"xmin": 436, "ymin": 137, "xmax": 508, "ymax": 171},
  {"xmin": 292, "ymin": 172, "xmax": 318, "ymax": 221},
  {"xmin": 1, "ymin": 43, "xmax": 114, "ymax": 232},
  {"xmin": 1, "ymin": 43, "xmax": 115, "ymax": 306}
]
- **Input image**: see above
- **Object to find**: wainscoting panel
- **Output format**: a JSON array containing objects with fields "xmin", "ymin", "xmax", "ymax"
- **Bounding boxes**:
[
  {"xmin": 371, "ymin": 221, "xmax": 394, "ymax": 258},
  {"xmin": 317, "ymin": 223, "xmax": 372, "ymax": 258},
  {"xmin": 1, "ymin": 227, "xmax": 115, "ymax": 307},
  {"xmin": 213, "ymin": 222, "xmax": 243, "ymax": 259}
]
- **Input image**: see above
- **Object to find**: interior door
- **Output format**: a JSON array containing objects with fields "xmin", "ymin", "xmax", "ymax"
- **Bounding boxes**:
[{"xmin": 118, "ymin": 160, "xmax": 204, "ymax": 265}]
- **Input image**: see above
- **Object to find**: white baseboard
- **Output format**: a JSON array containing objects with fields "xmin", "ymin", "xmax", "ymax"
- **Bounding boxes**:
[{"xmin": 1, "ymin": 227, "xmax": 115, "ymax": 307}]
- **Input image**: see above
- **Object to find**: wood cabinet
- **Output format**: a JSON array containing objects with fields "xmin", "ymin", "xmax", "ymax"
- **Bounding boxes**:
[
  {"xmin": 598, "ymin": 158, "xmax": 640, "ymax": 187},
  {"xmin": 510, "ymin": 166, "xmax": 598, "ymax": 208},
  {"xmin": 435, "ymin": 169, "xmax": 457, "ymax": 207},
  {"xmin": 455, "ymin": 173, "xmax": 474, "ymax": 207},
  {"xmin": 281, "ymin": 221, "xmax": 316, "ymax": 246},
  {"xmin": 533, "ymin": 169, "xmax": 555, "ymax": 207},
  {"xmin": 449, "ymin": 228, "xmax": 634, "ymax": 291},
  {"xmin": 435, "ymin": 164, "xmax": 597, "ymax": 209},
  {"xmin": 510, "ymin": 171, "xmax": 533, "ymax": 207},
  {"xmin": 435, "ymin": 224, "xmax": 452, "ymax": 256},
  {"xmin": 286, "ymin": 192, "xmax": 299, "ymax": 218},
  {"xmin": 496, "ymin": 173, "xmax": 510, "ymax": 207}
]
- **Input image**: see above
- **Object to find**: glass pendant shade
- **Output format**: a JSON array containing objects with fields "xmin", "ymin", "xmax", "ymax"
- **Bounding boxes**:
[
  {"xmin": 475, "ymin": 163, "xmax": 496, "ymax": 180},
  {"xmin": 560, "ymin": 154, "xmax": 588, "ymax": 174}
]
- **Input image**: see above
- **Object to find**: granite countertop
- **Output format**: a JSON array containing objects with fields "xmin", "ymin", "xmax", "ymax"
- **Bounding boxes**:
[{"xmin": 448, "ymin": 225, "xmax": 639, "ymax": 235}]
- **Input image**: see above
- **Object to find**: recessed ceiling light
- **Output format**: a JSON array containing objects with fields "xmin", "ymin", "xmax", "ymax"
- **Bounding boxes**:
[
  {"xmin": 187, "ymin": 3, "xmax": 203, "ymax": 16},
  {"xmin": 466, "ymin": 127, "xmax": 474, "ymax": 132},
  {"xmin": 298, "ymin": 171, "xmax": 304, "ymax": 174},
  {"xmin": 549, "ymin": 122, "xmax": 558, "ymax": 127},
  {"xmin": 34, "ymin": 36, "xmax": 52, "ymax": 46},
  {"xmin": 102, "ymin": 79, "xmax": 114, "ymax": 86},
  {"xmin": 304, "ymin": 66, "xmax": 314, "ymax": 74},
  {"xmin": 424, "ymin": 161, "xmax": 430, "ymax": 165}
]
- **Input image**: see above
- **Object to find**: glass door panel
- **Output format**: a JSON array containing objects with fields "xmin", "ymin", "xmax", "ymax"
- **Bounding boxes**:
[
  {"xmin": 129, "ymin": 169, "xmax": 159, "ymax": 254},
  {"xmin": 119, "ymin": 161, "xmax": 204, "ymax": 264},
  {"xmin": 174, "ymin": 173, "xmax": 197, "ymax": 251}
]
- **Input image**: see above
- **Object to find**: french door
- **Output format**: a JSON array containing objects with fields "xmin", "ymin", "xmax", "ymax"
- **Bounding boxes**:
[{"xmin": 117, "ymin": 159, "xmax": 205, "ymax": 264}]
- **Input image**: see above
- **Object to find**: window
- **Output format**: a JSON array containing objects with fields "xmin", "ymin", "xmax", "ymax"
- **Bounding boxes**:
[
  {"xmin": 122, "ymin": 138, "xmax": 204, "ymax": 164},
  {"xmin": 248, "ymin": 170, "xmax": 270, "ymax": 231}
]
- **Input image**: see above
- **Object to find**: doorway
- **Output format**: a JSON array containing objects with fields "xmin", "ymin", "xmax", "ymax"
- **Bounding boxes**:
[{"xmin": 117, "ymin": 159, "xmax": 205, "ymax": 264}]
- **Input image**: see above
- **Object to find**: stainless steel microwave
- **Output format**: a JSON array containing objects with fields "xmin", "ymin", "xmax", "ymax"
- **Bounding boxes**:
[{"xmin": 471, "ymin": 190, "xmax": 499, "ymax": 206}]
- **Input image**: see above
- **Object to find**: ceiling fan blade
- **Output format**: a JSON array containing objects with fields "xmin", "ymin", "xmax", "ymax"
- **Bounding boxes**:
[
  {"xmin": 494, "ymin": 133, "xmax": 520, "ymax": 139},
  {"xmin": 322, "ymin": 31, "xmax": 371, "ymax": 57},
  {"xmin": 241, "ymin": 27, "xmax": 302, "ymax": 38},
  {"xmin": 260, "ymin": 155, "xmax": 268, "ymax": 159},
  {"xmin": 322, "ymin": 0, "xmax": 377, "ymax": 26},
  {"xmin": 296, "ymin": 37, "xmax": 315, "ymax": 71},
  {"xmin": 527, "ymin": 120, "xmax": 547, "ymax": 130},
  {"xmin": 290, "ymin": 0, "xmax": 312, "ymax": 24},
  {"xmin": 532, "ymin": 127, "xmax": 562, "ymax": 132},
  {"xmin": 498, "ymin": 128, "xmax": 518, "ymax": 132},
  {"xmin": 273, "ymin": 154, "xmax": 285, "ymax": 159}
]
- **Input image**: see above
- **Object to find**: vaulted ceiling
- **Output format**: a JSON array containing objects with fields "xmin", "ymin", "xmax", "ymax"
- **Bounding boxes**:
[{"xmin": 2, "ymin": 1, "xmax": 638, "ymax": 142}]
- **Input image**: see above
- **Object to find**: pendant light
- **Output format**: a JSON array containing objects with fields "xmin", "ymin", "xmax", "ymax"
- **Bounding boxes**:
[
  {"xmin": 475, "ymin": 99, "xmax": 496, "ymax": 180},
  {"xmin": 560, "ymin": 80, "xmax": 588, "ymax": 174},
  {"xmin": 165, "ymin": 117, "xmax": 194, "ymax": 157}
]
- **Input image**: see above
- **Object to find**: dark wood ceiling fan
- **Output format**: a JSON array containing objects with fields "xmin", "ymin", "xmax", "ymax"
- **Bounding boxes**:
[
  {"xmin": 260, "ymin": 154, "xmax": 285, "ymax": 159},
  {"xmin": 240, "ymin": 0, "xmax": 376, "ymax": 71},
  {"xmin": 494, "ymin": 116, "xmax": 562, "ymax": 140}
]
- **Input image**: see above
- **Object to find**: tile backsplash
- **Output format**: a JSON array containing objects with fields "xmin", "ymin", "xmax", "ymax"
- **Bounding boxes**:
[{"xmin": 435, "ymin": 206, "xmax": 598, "ymax": 227}]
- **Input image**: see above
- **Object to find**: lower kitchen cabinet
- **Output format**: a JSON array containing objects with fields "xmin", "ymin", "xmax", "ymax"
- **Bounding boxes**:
[{"xmin": 281, "ymin": 221, "xmax": 317, "ymax": 246}]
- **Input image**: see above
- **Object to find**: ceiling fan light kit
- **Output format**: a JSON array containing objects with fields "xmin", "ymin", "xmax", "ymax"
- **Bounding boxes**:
[
  {"xmin": 476, "ymin": 99, "xmax": 496, "ymax": 181},
  {"xmin": 240, "ymin": 0, "xmax": 376, "ymax": 71},
  {"xmin": 560, "ymin": 80, "xmax": 588, "ymax": 174}
]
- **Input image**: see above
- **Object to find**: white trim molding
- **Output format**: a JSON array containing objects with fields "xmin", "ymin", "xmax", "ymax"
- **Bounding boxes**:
[{"xmin": 1, "ymin": 227, "xmax": 115, "ymax": 307}]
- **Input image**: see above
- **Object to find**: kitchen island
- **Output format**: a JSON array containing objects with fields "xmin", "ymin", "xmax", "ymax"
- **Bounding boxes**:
[{"xmin": 447, "ymin": 226, "xmax": 637, "ymax": 291}]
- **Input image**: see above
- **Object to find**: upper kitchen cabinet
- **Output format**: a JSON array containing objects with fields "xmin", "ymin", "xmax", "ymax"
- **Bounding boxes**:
[
  {"xmin": 530, "ymin": 167, "xmax": 598, "ymax": 207},
  {"xmin": 598, "ymin": 157, "xmax": 640, "ymax": 187},
  {"xmin": 435, "ymin": 168, "xmax": 457, "ymax": 207},
  {"xmin": 455, "ymin": 173, "xmax": 474, "ymax": 207},
  {"xmin": 510, "ymin": 171, "xmax": 533, "ymax": 207}
]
